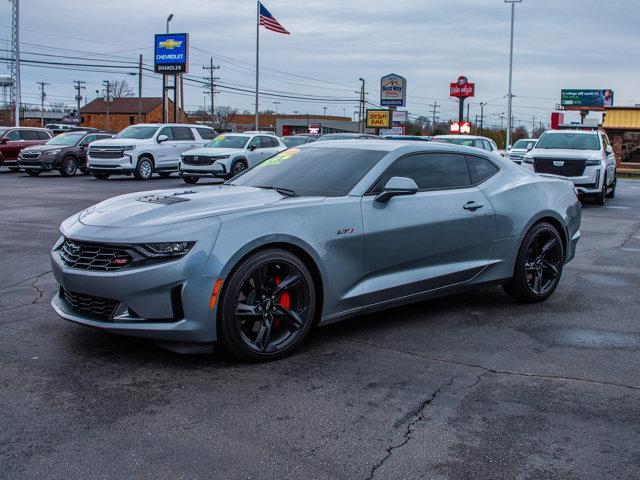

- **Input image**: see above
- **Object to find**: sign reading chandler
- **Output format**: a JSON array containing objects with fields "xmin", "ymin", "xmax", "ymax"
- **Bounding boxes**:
[{"xmin": 154, "ymin": 33, "xmax": 189, "ymax": 74}]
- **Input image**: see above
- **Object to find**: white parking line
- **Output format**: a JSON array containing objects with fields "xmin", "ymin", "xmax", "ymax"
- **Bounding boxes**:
[{"xmin": 605, "ymin": 205, "xmax": 630, "ymax": 209}]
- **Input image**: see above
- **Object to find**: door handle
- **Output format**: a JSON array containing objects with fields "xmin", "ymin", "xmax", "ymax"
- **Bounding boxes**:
[{"xmin": 463, "ymin": 201, "xmax": 483, "ymax": 211}]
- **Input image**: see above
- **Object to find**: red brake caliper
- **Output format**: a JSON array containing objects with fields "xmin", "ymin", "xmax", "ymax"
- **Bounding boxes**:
[{"xmin": 273, "ymin": 276, "xmax": 291, "ymax": 328}]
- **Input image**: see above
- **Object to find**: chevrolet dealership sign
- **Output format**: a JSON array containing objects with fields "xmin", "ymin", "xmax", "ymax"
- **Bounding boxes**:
[{"xmin": 154, "ymin": 33, "xmax": 189, "ymax": 74}]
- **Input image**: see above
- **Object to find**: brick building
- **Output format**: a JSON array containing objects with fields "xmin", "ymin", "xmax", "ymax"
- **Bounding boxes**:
[
  {"xmin": 225, "ymin": 113, "xmax": 360, "ymax": 135},
  {"xmin": 80, "ymin": 97, "xmax": 186, "ymax": 132},
  {"xmin": 603, "ymin": 107, "xmax": 640, "ymax": 166}
]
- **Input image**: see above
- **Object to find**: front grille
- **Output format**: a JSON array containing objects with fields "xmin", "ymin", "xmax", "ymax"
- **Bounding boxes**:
[
  {"xmin": 59, "ymin": 238, "xmax": 133, "ymax": 271},
  {"xmin": 20, "ymin": 151, "xmax": 41, "ymax": 159},
  {"xmin": 89, "ymin": 148, "xmax": 124, "ymax": 159},
  {"xmin": 61, "ymin": 288, "xmax": 119, "ymax": 320},
  {"xmin": 182, "ymin": 155, "xmax": 216, "ymax": 166},
  {"xmin": 534, "ymin": 158, "xmax": 586, "ymax": 177}
]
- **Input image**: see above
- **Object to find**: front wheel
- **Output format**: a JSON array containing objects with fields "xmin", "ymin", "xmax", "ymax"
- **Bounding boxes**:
[
  {"xmin": 219, "ymin": 249, "xmax": 316, "ymax": 362},
  {"xmin": 59, "ymin": 156, "xmax": 78, "ymax": 177},
  {"xmin": 227, "ymin": 160, "xmax": 248, "ymax": 179},
  {"xmin": 606, "ymin": 175, "xmax": 616, "ymax": 198},
  {"xmin": 182, "ymin": 176, "xmax": 199, "ymax": 184},
  {"xmin": 595, "ymin": 174, "xmax": 607, "ymax": 205},
  {"xmin": 134, "ymin": 157, "xmax": 154, "ymax": 180},
  {"xmin": 503, "ymin": 222, "xmax": 564, "ymax": 303}
]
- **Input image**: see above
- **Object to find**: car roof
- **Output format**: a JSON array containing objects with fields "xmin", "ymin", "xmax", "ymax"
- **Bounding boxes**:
[
  {"xmin": 435, "ymin": 134, "xmax": 491, "ymax": 140},
  {"xmin": 543, "ymin": 129, "xmax": 598, "ymax": 135},
  {"xmin": 305, "ymin": 139, "xmax": 485, "ymax": 153},
  {"xmin": 133, "ymin": 123, "xmax": 209, "ymax": 128}
]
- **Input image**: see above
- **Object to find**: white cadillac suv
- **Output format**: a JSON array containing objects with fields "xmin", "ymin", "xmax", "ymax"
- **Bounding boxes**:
[{"xmin": 522, "ymin": 129, "xmax": 617, "ymax": 205}]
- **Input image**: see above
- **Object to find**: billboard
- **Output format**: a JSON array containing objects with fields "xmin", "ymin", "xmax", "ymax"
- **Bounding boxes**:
[
  {"xmin": 450, "ymin": 76, "xmax": 474, "ymax": 98},
  {"xmin": 560, "ymin": 89, "xmax": 614, "ymax": 109},
  {"xmin": 380, "ymin": 74, "xmax": 407, "ymax": 107},
  {"xmin": 366, "ymin": 109, "xmax": 391, "ymax": 129},
  {"xmin": 392, "ymin": 110, "xmax": 408, "ymax": 123},
  {"xmin": 154, "ymin": 33, "xmax": 189, "ymax": 74},
  {"xmin": 450, "ymin": 121, "xmax": 471, "ymax": 134}
]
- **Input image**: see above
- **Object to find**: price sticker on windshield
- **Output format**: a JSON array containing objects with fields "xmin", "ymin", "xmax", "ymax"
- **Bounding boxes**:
[{"xmin": 260, "ymin": 148, "xmax": 300, "ymax": 167}]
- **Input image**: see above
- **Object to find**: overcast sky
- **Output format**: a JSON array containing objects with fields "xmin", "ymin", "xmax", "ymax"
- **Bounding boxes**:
[{"xmin": 1, "ymin": 0, "xmax": 638, "ymax": 128}]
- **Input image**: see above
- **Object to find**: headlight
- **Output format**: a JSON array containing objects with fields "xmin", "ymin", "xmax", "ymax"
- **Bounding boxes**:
[
  {"xmin": 44, "ymin": 149, "xmax": 62, "ymax": 156},
  {"xmin": 123, "ymin": 145, "xmax": 137, "ymax": 151},
  {"xmin": 585, "ymin": 159, "xmax": 602, "ymax": 166},
  {"xmin": 212, "ymin": 155, "xmax": 230, "ymax": 160},
  {"xmin": 140, "ymin": 242, "xmax": 195, "ymax": 257}
]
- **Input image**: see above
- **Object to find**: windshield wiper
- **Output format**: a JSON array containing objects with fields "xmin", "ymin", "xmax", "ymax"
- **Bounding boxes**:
[{"xmin": 255, "ymin": 185, "xmax": 298, "ymax": 197}]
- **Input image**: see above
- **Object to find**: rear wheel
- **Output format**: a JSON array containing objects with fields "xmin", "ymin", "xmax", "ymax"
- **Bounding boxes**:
[
  {"xmin": 59, "ymin": 156, "xmax": 78, "ymax": 177},
  {"xmin": 503, "ymin": 222, "xmax": 564, "ymax": 303},
  {"xmin": 92, "ymin": 172, "xmax": 111, "ymax": 180},
  {"xmin": 25, "ymin": 169, "xmax": 41, "ymax": 177},
  {"xmin": 182, "ymin": 176, "xmax": 199, "ymax": 184},
  {"xmin": 134, "ymin": 156, "xmax": 154, "ymax": 180},
  {"xmin": 219, "ymin": 249, "xmax": 316, "ymax": 362}
]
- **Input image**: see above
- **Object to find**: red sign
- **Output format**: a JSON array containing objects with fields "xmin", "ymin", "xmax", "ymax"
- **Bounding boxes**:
[
  {"xmin": 450, "ymin": 75, "xmax": 475, "ymax": 98},
  {"xmin": 450, "ymin": 121, "xmax": 471, "ymax": 134}
]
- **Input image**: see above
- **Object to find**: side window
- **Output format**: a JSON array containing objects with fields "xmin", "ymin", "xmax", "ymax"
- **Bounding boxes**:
[
  {"xmin": 373, "ymin": 153, "xmax": 471, "ymax": 192},
  {"xmin": 195, "ymin": 127, "xmax": 216, "ymax": 140},
  {"xmin": 158, "ymin": 127, "xmax": 174, "ymax": 141},
  {"xmin": 259, "ymin": 136, "xmax": 274, "ymax": 148},
  {"xmin": 97, "ymin": 134, "xmax": 112, "ymax": 140},
  {"xmin": 20, "ymin": 130, "xmax": 39, "ymax": 141},
  {"xmin": 5, "ymin": 130, "xmax": 19, "ymax": 141},
  {"xmin": 482, "ymin": 140, "xmax": 493, "ymax": 151},
  {"xmin": 171, "ymin": 127, "xmax": 194, "ymax": 141},
  {"xmin": 248, "ymin": 136, "xmax": 262, "ymax": 149},
  {"xmin": 36, "ymin": 131, "xmax": 50, "ymax": 140},
  {"xmin": 466, "ymin": 155, "xmax": 499, "ymax": 184},
  {"xmin": 80, "ymin": 135, "xmax": 97, "ymax": 145}
]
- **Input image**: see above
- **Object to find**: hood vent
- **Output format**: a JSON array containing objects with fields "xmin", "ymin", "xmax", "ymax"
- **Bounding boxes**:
[{"xmin": 136, "ymin": 190, "xmax": 197, "ymax": 205}]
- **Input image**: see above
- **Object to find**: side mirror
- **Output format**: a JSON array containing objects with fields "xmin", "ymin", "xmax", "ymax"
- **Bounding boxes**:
[
  {"xmin": 248, "ymin": 144, "xmax": 257, "ymax": 151},
  {"xmin": 374, "ymin": 176, "xmax": 419, "ymax": 203},
  {"xmin": 606, "ymin": 145, "xmax": 613, "ymax": 154},
  {"xmin": 527, "ymin": 144, "xmax": 534, "ymax": 151},
  {"xmin": 506, "ymin": 144, "xmax": 512, "ymax": 150},
  {"xmin": 157, "ymin": 134, "xmax": 168, "ymax": 143}
]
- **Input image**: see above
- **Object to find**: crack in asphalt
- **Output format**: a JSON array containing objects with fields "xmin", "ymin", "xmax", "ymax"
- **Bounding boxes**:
[
  {"xmin": 344, "ymin": 338, "xmax": 640, "ymax": 391},
  {"xmin": 365, "ymin": 374, "xmax": 460, "ymax": 480},
  {"xmin": 621, "ymin": 222, "xmax": 640, "ymax": 247},
  {"xmin": 0, "ymin": 270, "xmax": 52, "ymax": 292},
  {"xmin": 0, "ymin": 274, "xmax": 49, "ymax": 314}
]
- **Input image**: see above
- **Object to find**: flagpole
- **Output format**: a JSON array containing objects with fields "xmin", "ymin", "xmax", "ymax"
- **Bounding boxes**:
[{"xmin": 255, "ymin": 0, "xmax": 260, "ymax": 130}]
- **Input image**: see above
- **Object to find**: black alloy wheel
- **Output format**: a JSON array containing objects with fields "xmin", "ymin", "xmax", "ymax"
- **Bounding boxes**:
[
  {"xmin": 220, "ymin": 249, "xmax": 315, "ymax": 361},
  {"xmin": 503, "ymin": 222, "xmax": 564, "ymax": 302},
  {"xmin": 60, "ymin": 156, "xmax": 78, "ymax": 177}
]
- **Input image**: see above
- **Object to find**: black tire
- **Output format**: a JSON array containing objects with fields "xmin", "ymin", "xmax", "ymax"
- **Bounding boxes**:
[
  {"xmin": 92, "ymin": 172, "xmax": 111, "ymax": 180},
  {"xmin": 134, "ymin": 156, "xmax": 154, "ymax": 180},
  {"xmin": 8, "ymin": 167, "xmax": 19, "ymax": 172},
  {"xmin": 503, "ymin": 222, "xmax": 564, "ymax": 303},
  {"xmin": 182, "ymin": 176, "xmax": 199, "ymax": 184},
  {"xmin": 158, "ymin": 172, "xmax": 172, "ymax": 178},
  {"xmin": 606, "ymin": 175, "xmax": 616, "ymax": 198},
  {"xmin": 595, "ymin": 174, "xmax": 607, "ymax": 206},
  {"xmin": 59, "ymin": 156, "xmax": 78, "ymax": 177},
  {"xmin": 25, "ymin": 169, "xmax": 41, "ymax": 177},
  {"xmin": 228, "ymin": 159, "xmax": 248, "ymax": 179},
  {"xmin": 80, "ymin": 166, "xmax": 89, "ymax": 175},
  {"xmin": 219, "ymin": 248, "xmax": 316, "ymax": 362}
]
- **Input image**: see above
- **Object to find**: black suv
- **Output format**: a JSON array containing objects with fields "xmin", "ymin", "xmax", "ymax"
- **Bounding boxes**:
[{"xmin": 18, "ymin": 130, "xmax": 113, "ymax": 176}]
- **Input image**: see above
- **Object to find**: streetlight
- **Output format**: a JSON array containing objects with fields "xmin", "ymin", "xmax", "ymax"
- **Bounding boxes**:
[
  {"xmin": 505, "ymin": 0, "xmax": 521, "ymax": 149},
  {"xmin": 342, "ymin": 107, "xmax": 346, "ymax": 117},
  {"xmin": 273, "ymin": 101, "xmax": 280, "ymax": 114},
  {"xmin": 166, "ymin": 13, "xmax": 174, "ymax": 33},
  {"xmin": 323, "ymin": 106, "xmax": 327, "ymax": 116}
]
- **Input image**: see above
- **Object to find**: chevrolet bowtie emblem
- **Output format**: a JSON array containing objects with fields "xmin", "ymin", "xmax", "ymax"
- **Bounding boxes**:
[{"xmin": 159, "ymin": 39, "xmax": 182, "ymax": 49}]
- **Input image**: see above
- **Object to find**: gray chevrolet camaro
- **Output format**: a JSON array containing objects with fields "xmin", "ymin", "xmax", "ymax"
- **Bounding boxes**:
[{"xmin": 51, "ymin": 140, "xmax": 581, "ymax": 361}]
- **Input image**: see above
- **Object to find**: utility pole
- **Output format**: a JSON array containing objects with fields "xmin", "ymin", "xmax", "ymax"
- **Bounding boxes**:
[
  {"xmin": 466, "ymin": 103, "xmax": 470, "ymax": 123},
  {"xmin": 323, "ymin": 106, "xmax": 327, "ymax": 117},
  {"xmin": 479, "ymin": 101, "xmax": 487, "ymax": 135},
  {"xmin": 505, "ymin": 0, "xmax": 523, "ymax": 148},
  {"xmin": 203, "ymin": 58, "xmax": 220, "ymax": 130},
  {"xmin": 498, "ymin": 113, "xmax": 506, "ymax": 130},
  {"xmin": 102, "ymin": 80, "xmax": 111, "ymax": 131},
  {"xmin": 137, "ymin": 54, "xmax": 143, "ymax": 123},
  {"xmin": 73, "ymin": 80, "xmax": 85, "ymax": 117},
  {"xmin": 531, "ymin": 114, "xmax": 536, "ymax": 136},
  {"xmin": 9, "ymin": 0, "xmax": 20, "ymax": 126},
  {"xmin": 36, "ymin": 82, "xmax": 48, "ymax": 127},
  {"xmin": 429, "ymin": 102, "xmax": 441, "ymax": 134},
  {"xmin": 273, "ymin": 101, "xmax": 281, "ymax": 114},
  {"xmin": 357, "ymin": 78, "xmax": 365, "ymax": 133}
]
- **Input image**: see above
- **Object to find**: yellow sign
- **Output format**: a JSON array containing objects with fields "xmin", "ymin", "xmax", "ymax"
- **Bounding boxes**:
[
  {"xmin": 366, "ymin": 109, "xmax": 391, "ymax": 129},
  {"xmin": 159, "ymin": 38, "xmax": 183, "ymax": 49}
]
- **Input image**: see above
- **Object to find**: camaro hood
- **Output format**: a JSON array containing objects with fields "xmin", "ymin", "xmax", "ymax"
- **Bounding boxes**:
[
  {"xmin": 525, "ymin": 148, "xmax": 602, "ymax": 160},
  {"xmin": 182, "ymin": 147, "xmax": 246, "ymax": 157},
  {"xmin": 78, "ymin": 185, "xmax": 324, "ymax": 227}
]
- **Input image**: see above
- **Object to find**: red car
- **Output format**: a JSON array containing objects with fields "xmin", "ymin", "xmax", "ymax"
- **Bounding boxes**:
[{"xmin": 0, "ymin": 127, "xmax": 53, "ymax": 171}]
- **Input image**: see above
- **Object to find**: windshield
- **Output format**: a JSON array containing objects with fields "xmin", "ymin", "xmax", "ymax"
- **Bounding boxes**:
[
  {"xmin": 231, "ymin": 147, "xmax": 386, "ymax": 197},
  {"xmin": 0, "ymin": 129, "xmax": 6, "ymax": 138},
  {"xmin": 282, "ymin": 137, "xmax": 307, "ymax": 147},
  {"xmin": 114, "ymin": 126, "xmax": 158, "ymax": 139},
  {"xmin": 536, "ymin": 132, "xmax": 600, "ymax": 150},
  {"xmin": 435, "ymin": 137, "xmax": 475, "ymax": 147},
  {"xmin": 205, "ymin": 135, "xmax": 249, "ymax": 149},
  {"xmin": 512, "ymin": 139, "xmax": 536, "ymax": 149},
  {"xmin": 46, "ymin": 132, "xmax": 85, "ymax": 146}
]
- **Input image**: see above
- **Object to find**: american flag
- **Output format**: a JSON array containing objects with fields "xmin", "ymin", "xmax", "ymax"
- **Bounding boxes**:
[{"xmin": 259, "ymin": 2, "xmax": 290, "ymax": 35}]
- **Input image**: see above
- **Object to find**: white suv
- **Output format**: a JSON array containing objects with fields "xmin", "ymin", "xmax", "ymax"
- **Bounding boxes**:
[
  {"xmin": 522, "ymin": 129, "xmax": 617, "ymax": 205},
  {"xmin": 178, "ymin": 132, "xmax": 287, "ymax": 184},
  {"xmin": 87, "ymin": 123, "xmax": 216, "ymax": 180}
]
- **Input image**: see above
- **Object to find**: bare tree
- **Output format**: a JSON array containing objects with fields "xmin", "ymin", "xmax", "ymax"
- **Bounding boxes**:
[
  {"xmin": 214, "ymin": 105, "xmax": 238, "ymax": 131},
  {"xmin": 110, "ymin": 80, "xmax": 135, "ymax": 99}
]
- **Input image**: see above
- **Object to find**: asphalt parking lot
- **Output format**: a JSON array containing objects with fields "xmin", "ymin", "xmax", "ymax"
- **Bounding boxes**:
[{"xmin": 1, "ymin": 170, "xmax": 639, "ymax": 480}]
